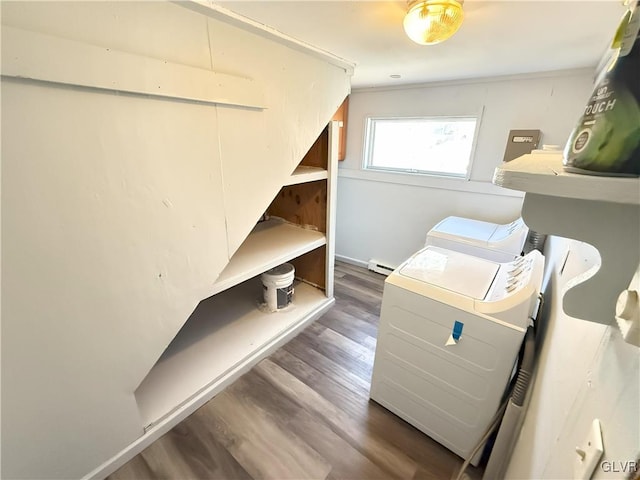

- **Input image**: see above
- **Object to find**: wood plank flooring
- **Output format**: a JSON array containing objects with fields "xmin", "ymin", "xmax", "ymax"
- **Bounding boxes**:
[{"xmin": 108, "ymin": 262, "xmax": 483, "ymax": 480}]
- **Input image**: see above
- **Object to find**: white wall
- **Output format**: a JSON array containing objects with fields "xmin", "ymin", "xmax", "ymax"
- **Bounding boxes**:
[
  {"xmin": 336, "ymin": 71, "xmax": 594, "ymax": 267},
  {"xmin": 1, "ymin": 2, "xmax": 349, "ymax": 478},
  {"xmin": 506, "ymin": 237, "xmax": 639, "ymax": 479}
]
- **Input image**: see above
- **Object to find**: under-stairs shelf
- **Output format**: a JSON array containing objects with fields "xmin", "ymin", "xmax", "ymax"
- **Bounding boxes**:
[
  {"xmin": 284, "ymin": 166, "xmax": 328, "ymax": 185},
  {"xmin": 135, "ymin": 277, "xmax": 332, "ymax": 427},
  {"xmin": 132, "ymin": 122, "xmax": 339, "ymax": 462},
  {"xmin": 212, "ymin": 217, "xmax": 326, "ymax": 296}
]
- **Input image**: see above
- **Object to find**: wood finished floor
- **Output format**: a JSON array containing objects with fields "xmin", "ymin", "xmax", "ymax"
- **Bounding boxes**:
[{"xmin": 109, "ymin": 262, "xmax": 483, "ymax": 480}]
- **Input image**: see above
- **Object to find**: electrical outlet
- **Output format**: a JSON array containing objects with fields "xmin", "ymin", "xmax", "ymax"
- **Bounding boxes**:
[{"xmin": 574, "ymin": 419, "xmax": 604, "ymax": 480}]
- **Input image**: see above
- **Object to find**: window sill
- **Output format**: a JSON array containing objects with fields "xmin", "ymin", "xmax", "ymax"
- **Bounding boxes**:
[{"xmin": 337, "ymin": 167, "xmax": 524, "ymax": 198}]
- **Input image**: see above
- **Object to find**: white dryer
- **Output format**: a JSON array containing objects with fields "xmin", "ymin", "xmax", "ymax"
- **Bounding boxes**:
[
  {"xmin": 426, "ymin": 216, "xmax": 529, "ymax": 262},
  {"xmin": 370, "ymin": 246, "xmax": 544, "ymax": 465}
]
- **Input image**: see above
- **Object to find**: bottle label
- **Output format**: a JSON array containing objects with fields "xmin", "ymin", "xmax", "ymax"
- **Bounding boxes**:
[
  {"xmin": 570, "ymin": 81, "xmax": 617, "ymax": 155},
  {"xmin": 563, "ymin": 4, "xmax": 640, "ymax": 176},
  {"xmin": 621, "ymin": 4, "xmax": 640, "ymax": 56}
]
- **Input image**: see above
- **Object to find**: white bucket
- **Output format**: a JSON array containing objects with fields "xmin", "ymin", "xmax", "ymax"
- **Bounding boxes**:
[{"xmin": 261, "ymin": 263, "xmax": 295, "ymax": 312}]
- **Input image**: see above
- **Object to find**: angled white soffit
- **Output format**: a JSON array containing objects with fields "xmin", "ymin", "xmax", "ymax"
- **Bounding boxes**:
[{"xmin": 174, "ymin": 0, "xmax": 356, "ymax": 77}]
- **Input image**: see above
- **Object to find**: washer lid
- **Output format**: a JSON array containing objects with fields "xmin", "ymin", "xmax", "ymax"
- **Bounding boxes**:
[
  {"xmin": 429, "ymin": 216, "xmax": 498, "ymax": 246},
  {"xmin": 399, "ymin": 246, "xmax": 500, "ymax": 299}
]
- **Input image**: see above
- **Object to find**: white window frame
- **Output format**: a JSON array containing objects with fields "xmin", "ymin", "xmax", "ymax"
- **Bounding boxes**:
[{"xmin": 362, "ymin": 114, "xmax": 481, "ymax": 180}]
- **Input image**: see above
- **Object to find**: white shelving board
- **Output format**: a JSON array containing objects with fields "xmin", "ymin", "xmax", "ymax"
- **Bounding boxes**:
[
  {"xmin": 493, "ymin": 153, "xmax": 640, "ymax": 205},
  {"xmin": 212, "ymin": 218, "xmax": 326, "ymax": 295},
  {"xmin": 493, "ymin": 153, "xmax": 639, "ymax": 325},
  {"xmin": 3, "ymin": 26, "xmax": 266, "ymax": 109},
  {"xmin": 135, "ymin": 278, "xmax": 332, "ymax": 427},
  {"xmin": 284, "ymin": 165, "xmax": 328, "ymax": 186}
]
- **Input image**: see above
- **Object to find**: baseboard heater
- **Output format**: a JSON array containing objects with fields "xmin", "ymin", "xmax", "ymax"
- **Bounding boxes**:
[{"xmin": 367, "ymin": 259, "xmax": 395, "ymax": 276}]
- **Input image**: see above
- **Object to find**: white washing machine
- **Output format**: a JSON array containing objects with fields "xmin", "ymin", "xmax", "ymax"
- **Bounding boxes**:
[
  {"xmin": 426, "ymin": 216, "xmax": 529, "ymax": 262},
  {"xmin": 370, "ymin": 246, "xmax": 544, "ymax": 465}
]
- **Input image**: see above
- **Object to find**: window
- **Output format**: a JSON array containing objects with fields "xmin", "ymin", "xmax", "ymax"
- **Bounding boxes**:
[{"xmin": 363, "ymin": 116, "xmax": 479, "ymax": 178}]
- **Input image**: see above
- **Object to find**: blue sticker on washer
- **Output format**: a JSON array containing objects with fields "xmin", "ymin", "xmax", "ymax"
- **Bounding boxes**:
[{"xmin": 452, "ymin": 321, "xmax": 464, "ymax": 341}]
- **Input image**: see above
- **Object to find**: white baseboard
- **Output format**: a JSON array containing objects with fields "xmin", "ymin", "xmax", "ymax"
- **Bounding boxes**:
[
  {"xmin": 81, "ymin": 298, "xmax": 334, "ymax": 480},
  {"xmin": 367, "ymin": 259, "xmax": 395, "ymax": 276},
  {"xmin": 335, "ymin": 254, "xmax": 368, "ymax": 268}
]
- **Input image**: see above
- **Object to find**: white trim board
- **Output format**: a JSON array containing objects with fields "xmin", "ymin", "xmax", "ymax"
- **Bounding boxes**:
[
  {"xmin": 352, "ymin": 67, "xmax": 595, "ymax": 93},
  {"xmin": 334, "ymin": 254, "xmax": 369, "ymax": 269},
  {"xmin": 176, "ymin": 0, "xmax": 355, "ymax": 76},
  {"xmin": 1, "ymin": 26, "xmax": 266, "ymax": 109},
  {"xmin": 338, "ymin": 168, "xmax": 525, "ymax": 198},
  {"xmin": 324, "ymin": 121, "xmax": 340, "ymax": 299}
]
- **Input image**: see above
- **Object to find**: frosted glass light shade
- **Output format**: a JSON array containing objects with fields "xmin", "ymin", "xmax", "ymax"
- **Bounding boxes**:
[{"xmin": 403, "ymin": 0, "xmax": 464, "ymax": 45}]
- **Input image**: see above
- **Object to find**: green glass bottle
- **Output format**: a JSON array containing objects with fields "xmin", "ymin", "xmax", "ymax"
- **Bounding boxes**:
[{"xmin": 563, "ymin": 1, "xmax": 640, "ymax": 176}]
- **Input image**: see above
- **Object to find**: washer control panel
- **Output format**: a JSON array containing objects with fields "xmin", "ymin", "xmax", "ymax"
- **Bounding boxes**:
[{"xmin": 485, "ymin": 250, "xmax": 544, "ymax": 303}]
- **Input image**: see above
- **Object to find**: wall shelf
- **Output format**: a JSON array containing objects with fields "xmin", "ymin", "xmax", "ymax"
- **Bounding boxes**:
[
  {"xmin": 493, "ymin": 153, "xmax": 640, "ymax": 205},
  {"xmin": 212, "ymin": 218, "xmax": 326, "ymax": 295},
  {"xmin": 135, "ymin": 278, "xmax": 332, "ymax": 427},
  {"xmin": 493, "ymin": 153, "xmax": 639, "ymax": 324},
  {"xmin": 284, "ymin": 166, "xmax": 328, "ymax": 185}
]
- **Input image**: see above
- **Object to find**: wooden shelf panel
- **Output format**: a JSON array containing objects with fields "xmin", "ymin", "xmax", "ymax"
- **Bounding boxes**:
[
  {"xmin": 267, "ymin": 181, "xmax": 327, "ymax": 234},
  {"xmin": 284, "ymin": 166, "xmax": 328, "ymax": 185},
  {"xmin": 493, "ymin": 153, "xmax": 640, "ymax": 205},
  {"xmin": 212, "ymin": 218, "xmax": 326, "ymax": 295},
  {"xmin": 299, "ymin": 127, "xmax": 329, "ymax": 169},
  {"xmin": 135, "ymin": 279, "xmax": 331, "ymax": 426}
]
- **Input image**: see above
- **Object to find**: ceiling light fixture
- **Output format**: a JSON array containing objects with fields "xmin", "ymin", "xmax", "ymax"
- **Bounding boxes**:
[{"xmin": 403, "ymin": 0, "xmax": 464, "ymax": 45}]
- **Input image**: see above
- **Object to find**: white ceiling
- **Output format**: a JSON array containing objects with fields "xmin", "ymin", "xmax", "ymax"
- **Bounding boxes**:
[{"xmin": 216, "ymin": 1, "xmax": 626, "ymax": 88}]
